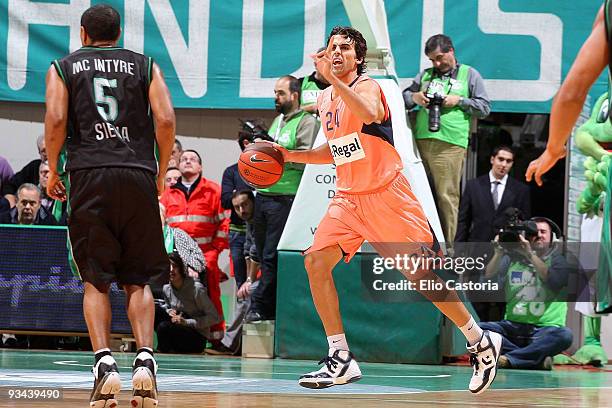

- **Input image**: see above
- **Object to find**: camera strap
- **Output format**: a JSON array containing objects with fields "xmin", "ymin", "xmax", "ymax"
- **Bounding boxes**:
[{"xmin": 426, "ymin": 65, "xmax": 460, "ymax": 96}]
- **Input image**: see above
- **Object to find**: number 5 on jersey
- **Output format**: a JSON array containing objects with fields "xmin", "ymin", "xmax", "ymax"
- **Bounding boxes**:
[{"xmin": 93, "ymin": 77, "xmax": 118, "ymax": 121}]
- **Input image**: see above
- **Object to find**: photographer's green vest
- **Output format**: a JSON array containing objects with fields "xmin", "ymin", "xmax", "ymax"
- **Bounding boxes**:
[
  {"xmin": 258, "ymin": 111, "xmax": 307, "ymax": 195},
  {"xmin": 415, "ymin": 64, "xmax": 471, "ymax": 148},
  {"xmin": 301, "ymin": 75, "xmax": 323, "ymax": 110},
  {"xmin": 504, "ymin": 258, "xmax": 567, "ymax": 327}
]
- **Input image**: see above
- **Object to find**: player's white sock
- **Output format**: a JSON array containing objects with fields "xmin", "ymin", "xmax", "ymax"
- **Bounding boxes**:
[
  {"xmin": 327, "ymin": 333, "xmax": 349, "ymax": 351},
  {"xmin": 460, "ymin": 317, "xmax": 483, "ymax": 346},
  {"xmin": 94, "ymin": 348, "xmax": 113, "ymax": 365}
]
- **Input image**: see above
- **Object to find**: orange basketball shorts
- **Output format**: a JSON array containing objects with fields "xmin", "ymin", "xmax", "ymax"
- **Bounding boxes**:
[{"xmin": 305, "ymin": 172, "xmax": 434, "ymax": 262}]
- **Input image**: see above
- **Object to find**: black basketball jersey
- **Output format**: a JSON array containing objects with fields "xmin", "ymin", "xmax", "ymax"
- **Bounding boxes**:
[{"xmin": 53, "ymin": 47, "xmax": 158, "ymax": 174}]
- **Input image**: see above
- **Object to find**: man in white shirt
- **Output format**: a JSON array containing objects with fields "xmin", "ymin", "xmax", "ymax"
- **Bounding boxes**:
[
  {"xmin": 455, "ymin": 145, "xmax": 532, "ymax": 322},
  {"xmin": 456, "ymin": 146, "xmax": 531, "ymax": 243}
]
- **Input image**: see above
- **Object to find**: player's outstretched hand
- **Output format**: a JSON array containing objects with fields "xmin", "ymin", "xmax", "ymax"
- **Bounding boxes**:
[
  {"xmin": 525, "ymin": 148, "xmax": 566, "ymax": 186},
  {"xmin": 47, "ymin": 171, "xmax": 66, "ymax": 202},
  {"xmin": 311, "ymin": 37, "xmax": 335, "ymax": 84}
]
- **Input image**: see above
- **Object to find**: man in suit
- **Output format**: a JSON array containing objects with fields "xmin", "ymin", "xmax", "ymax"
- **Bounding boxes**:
[
  {"xmin": 456, "ymin": 145, "xmax": 531, "ymax": 321},
  {"xmin": 456, "ymin": 145, "xmax": 531, "ymax": 243}
]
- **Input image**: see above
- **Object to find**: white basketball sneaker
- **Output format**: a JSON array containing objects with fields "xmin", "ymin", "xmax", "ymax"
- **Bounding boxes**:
[
  {"xmin": 298, "ymin": 348, "xmax": 362, "ymax": 389},
  {"xmin": 89, "ymin": 355, "xmax": 121, "ymax": 408},
  {"xmin": 467, "ymin": 330, "xmax": 503, "ymax": 394},
  {"xmin": 131, "ymin": 349, "xmax": 159, "ymax": 408}
]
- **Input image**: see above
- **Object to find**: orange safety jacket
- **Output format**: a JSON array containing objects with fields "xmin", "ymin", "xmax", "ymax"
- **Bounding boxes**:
[{"xmin": 159, "ymin": 176, "xmax": 229, "ymax": 252}]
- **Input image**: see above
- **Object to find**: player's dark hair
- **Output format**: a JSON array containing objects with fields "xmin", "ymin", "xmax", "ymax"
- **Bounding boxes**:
[
  {"xmin": 491, "ymin": 145, "xmax": 515, "ymax": 159},
  {"xmin": 232, "ymin": 189, "xmax": 255, "ymax": 201},
  {"xmin": 81, "ymin": 4, "xmax": 121, "ymax": 42},
  {"xmin": 180, "ymin": 149, "xmax": 202, "ymax": 165},
  {"xmin": 328, "ymin": 26, "xmax": 368, "ymax": 75},
  {"xmin": 166, "ymin": 166, "xmax": 179, "ymax": 173},
  {"xmin": 425, "ymin": 34, "xmax": 454, "ymax": 54},
  {"xmin": 279, "ymin": 75, "xmax": 302, "ymax": 100}
]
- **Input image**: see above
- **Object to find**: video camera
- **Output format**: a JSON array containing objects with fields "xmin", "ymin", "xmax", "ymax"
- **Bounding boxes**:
[
  {"xmin": 239, "ymin": 119, "xmax": 273, "ymax": 142},
  {"xmin": 497, "ymin": 207, "xmax": 538, "ymax": 246}
]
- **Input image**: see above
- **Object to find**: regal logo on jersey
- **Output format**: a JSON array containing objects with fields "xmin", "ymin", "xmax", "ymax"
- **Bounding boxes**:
[{"xmin": 328, "ymin": 132, "xmax": 365, "ymax": 165}]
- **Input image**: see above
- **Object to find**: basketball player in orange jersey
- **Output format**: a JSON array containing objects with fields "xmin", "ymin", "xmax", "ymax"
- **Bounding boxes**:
[{"xmin": 272, "ymin": 27, "xmax": 502, "ymax": 394}]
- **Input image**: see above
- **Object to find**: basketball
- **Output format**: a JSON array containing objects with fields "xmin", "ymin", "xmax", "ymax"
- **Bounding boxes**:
[{"xmin": 238, "ymin": 142, "xmax": 285, "ymax": 188}]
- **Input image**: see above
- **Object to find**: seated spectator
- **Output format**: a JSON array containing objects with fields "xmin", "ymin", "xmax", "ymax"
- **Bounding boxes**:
[
  {"xmin": 38, "ymin": 161, "xmax": 53, "ymax": 214},
  {"xmin": 482, "ymin": 217, "xmax": 575, "ymax": 370},
  {"xmin": 0, "ymin": 155, "xmax": 14, "ymax": 212},
  {"xmin": 155, "ymin": 252, "xmax": 220, "ymax": 353},
  {"xmin": 2, "ymin": 135, "xmax": 46, "ymax": 207},
  {"xmin": 221, "ymin": 133, "xmax": 254, "ymax": 291},
  {"xmin": 168, "ymin": 139, "xmax": 183, "ymax": 168},
  {"xmin": 207, "ymin": 190, "xmax": 259, "ymax": 355},
  {"xmin": 0, "ymin": 183, "xmax": 56, "ymax": 225},
  {"xmin": 164, "ymin": 167, "xmax": 181, "ymax": 189}
]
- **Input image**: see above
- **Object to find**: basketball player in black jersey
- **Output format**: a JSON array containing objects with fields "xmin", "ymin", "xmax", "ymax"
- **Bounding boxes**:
[{"xmin": 45, "ymin": 5, "xmax": 175, "ymax": 407}]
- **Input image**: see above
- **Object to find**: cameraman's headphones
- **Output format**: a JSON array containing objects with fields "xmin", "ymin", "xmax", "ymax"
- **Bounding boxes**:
[{"xmin": 529, "ymin": 217, "xmax": 563, "ymax": 246}]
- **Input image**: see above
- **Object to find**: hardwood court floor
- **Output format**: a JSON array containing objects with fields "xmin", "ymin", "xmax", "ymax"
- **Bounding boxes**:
[{"xmin": 0, "ymin": 349, "xmax": 610, "ymax": 407}]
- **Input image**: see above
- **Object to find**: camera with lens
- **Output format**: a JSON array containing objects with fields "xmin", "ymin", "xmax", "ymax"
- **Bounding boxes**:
[
  {"xmin": 239, "ymin": 119, "xmax": 273, "ymax": 142},
  {"xmin": 497, "ymin": 207, "xmax": 538, "ymax": 248},
  {"xmin": 426, "ymin": 93, "xmax": 445, "ymax": 132}
]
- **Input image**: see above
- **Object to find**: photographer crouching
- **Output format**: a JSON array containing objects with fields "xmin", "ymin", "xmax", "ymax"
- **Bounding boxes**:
[{"xmin": 481, "ymin": 217, "xmax": 575, "ymax": 370}]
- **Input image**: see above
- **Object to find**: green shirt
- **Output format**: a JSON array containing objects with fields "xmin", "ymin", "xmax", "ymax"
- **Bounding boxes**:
[
  {"xmin": 415, "ymin": 64, "xmax": 471, "ymax": 148},
  {"xmin": 502, "ymin": 256, "xmax": 569, "ymax": 327},
  {"xmin": 258, "ymin": 111, "xmax": 308, "ymax": 195}
]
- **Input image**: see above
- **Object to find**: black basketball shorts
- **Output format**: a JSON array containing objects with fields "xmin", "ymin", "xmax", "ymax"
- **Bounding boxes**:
[{"xmin": 67, "ymin": 167, "xmax": 168, "ymax": 287}]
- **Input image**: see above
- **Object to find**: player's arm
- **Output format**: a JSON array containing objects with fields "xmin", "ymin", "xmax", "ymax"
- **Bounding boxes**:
[
  {"xmin": 548, "ymin": 7, "xmax": 608, "ymax": 155},
  {"xmin": 332, "ymin": 78, "xmax": 385, "ymax": 125},
  {"xmin": 526, "ymin": 6, "xmax": 608, "ymax": 185},
  {"xmin": 149, "ymin": 62, "xmax": 176, "ymax": 195},
  {"xmin": 44, "ymin": 65, "xmax": 69, "ymax": 202},
  {"xmin": 281, "ymin": 142, "xmax": 333, "ymax": 165}
]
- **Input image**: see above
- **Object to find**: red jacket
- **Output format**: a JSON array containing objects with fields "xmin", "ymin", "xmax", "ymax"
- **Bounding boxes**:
[{"xmin": 159, "ymin": 177, "xmax": 229, "ymax": 252}]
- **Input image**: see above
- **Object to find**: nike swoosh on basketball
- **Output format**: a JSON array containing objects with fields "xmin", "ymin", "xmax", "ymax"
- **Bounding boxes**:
[{"xmin": 250, "ymin": 154, "xmax": 270, "ymax": 163}]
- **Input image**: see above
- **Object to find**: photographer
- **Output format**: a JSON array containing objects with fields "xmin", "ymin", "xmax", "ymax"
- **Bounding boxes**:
[
  {"xmin": 245, "ymin": 75, "xmax": 318, "ymax": 323},
  {"xmin": 482, "ymin": 217, "xmax": 574, "ymax": 370},
  {"xmin": 403, "ymin": 34, "xmax": 490, "ymax": 246}
]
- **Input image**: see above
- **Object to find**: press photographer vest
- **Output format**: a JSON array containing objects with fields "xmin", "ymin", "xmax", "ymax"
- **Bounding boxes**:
[
  {"xmin": 414, "ymin": 64, "xmax": 471, "ymax": 148},
  {"xmin": 504, "ymin": 258, "xmax": 568, "ymax": 327},
  {"xmin": 301, "ymin": 75, "xmax": 323, "ymax": 109},
  {"xmin": 257, "ymin": 111, "xmax": 307, "ymax": 195}
]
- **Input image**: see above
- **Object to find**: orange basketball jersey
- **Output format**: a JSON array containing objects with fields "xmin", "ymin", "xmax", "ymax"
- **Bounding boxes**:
[{"xmin": 318, "ymin": 75, "xmax": 402, "ymax": 193}]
